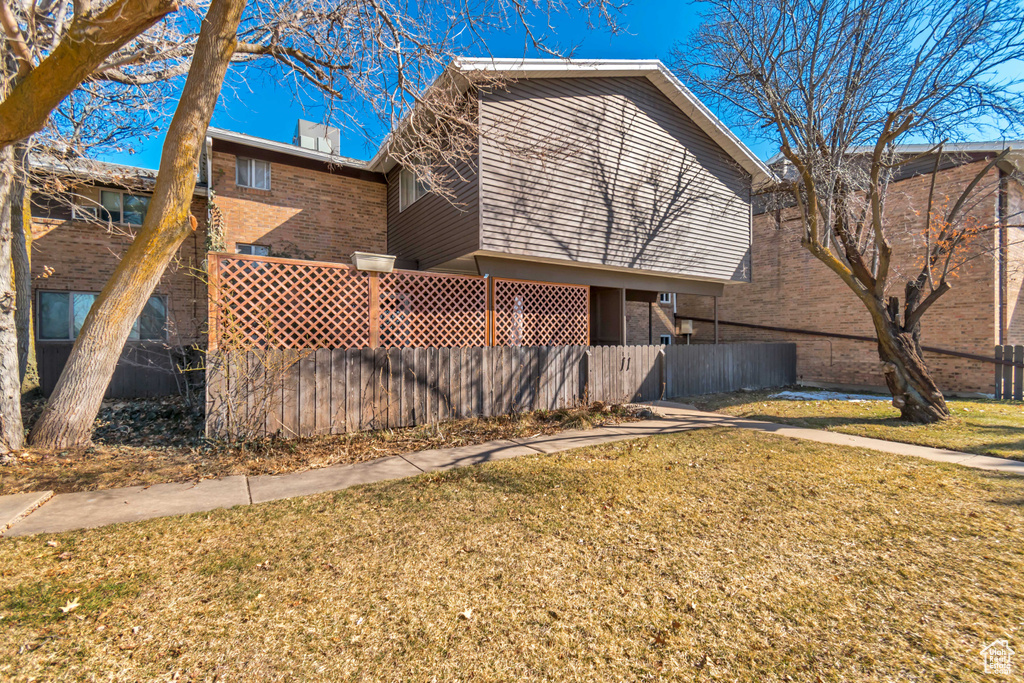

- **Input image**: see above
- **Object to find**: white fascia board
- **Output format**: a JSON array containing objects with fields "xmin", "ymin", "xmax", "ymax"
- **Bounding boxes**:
[{"xmin": 207, "ymin": 127, "xmax": 369, "ymax": 170}]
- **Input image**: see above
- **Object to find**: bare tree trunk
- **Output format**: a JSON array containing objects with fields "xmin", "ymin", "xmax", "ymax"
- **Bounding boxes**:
[
  {"xmin": 28, "ymin": 0, "xmax": 245, "ymax": 449},
  {"xmin": 12, "ymin": 140, "xmax": 31, "ymax": 384},
  {"xmin": 0, "ymin": 141, "xmax": 24, "ymax": 452},
  {"xmin": 867, "ymin": 301, "xmax": 950, "ymax": 423}
]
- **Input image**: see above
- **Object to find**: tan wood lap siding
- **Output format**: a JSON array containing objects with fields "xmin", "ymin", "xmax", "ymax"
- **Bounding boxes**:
[
  {"xmin": 386, "ymin": 156, "xmax": 480, "ymax": 271},
  {"xmin": 478, "ymin": 76, "xmax": 753, "ymax": 282}
]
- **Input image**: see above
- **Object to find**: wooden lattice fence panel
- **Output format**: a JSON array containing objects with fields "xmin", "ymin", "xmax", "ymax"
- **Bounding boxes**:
[
  {"xmin": 378, "ymin": 270, "xmax": 487, "ymax": 348},
  {"xmin": 212, "ymin": 254, "xmax": 371, "ymax": 349},
  {"xmin": 493, "ymin": 278, "xmax": 589, "ymax": 346}
]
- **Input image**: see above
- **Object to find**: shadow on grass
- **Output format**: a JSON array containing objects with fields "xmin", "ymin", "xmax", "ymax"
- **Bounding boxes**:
[{"xmin": 740, "ymin": 414, "xmax": 909, "ymax": 429}]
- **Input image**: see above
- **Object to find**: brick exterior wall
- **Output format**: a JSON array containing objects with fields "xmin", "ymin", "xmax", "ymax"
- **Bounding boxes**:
[
  {"xmin": 677, "ymin": 161, "xmax": 1009, "ymax": 394},
  {"xmin": 30, "ymin": 150, "xmax": 391, "ymax": 355},
  {"xmin": 625, "ymin": 299, "xmax": 676, "ymax": 345},
  {"xmin": 210, "ymin": 151, "xmax": 387, "ymax": 263},
  {"xmin": 31, "ymin": 196, "xmax": 210, "ymax": 345},
  {"xmin": 1004, "ymin": 177, "xmax": 1024, "ymax": 344}
]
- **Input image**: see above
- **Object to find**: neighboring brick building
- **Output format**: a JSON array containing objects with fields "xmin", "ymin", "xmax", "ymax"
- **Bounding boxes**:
[
  {"xmin": 29, "ymin": 124, "xmax": 390, "ymax": 396},
  {"xmin": 675, "ymin": 146, "xmax": 1024, "ymax": 395},
  {"xmin": 625, "ymin": 295, "xmax": 677, "ymax": 345},
  {"xmin": 204, "ymin": 129, "xmax": 387, "ymax": 263}
]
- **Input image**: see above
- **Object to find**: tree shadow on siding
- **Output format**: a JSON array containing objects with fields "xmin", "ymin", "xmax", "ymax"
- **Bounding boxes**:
[{"xmin": 483, "ymin": 88, "xmax": 752, "ymax": 278}]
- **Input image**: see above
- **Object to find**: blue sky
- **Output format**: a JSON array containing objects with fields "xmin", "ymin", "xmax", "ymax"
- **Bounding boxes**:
[
  {"xmin": 96, "ymin": 0, "xmax": 1023, "ymax": 171},
  {"xmin": 100, "ymin": 0, "xmax": 755, "ymax": 170}
]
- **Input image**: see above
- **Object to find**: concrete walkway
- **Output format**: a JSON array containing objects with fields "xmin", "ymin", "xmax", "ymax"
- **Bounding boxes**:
[{"xmin": 3, "ymin": 402, "xmax": 1022, "ymax": 538}]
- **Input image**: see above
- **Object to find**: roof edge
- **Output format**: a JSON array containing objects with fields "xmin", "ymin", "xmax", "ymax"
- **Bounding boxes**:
[
  {"xmin": 370, "ymin": 57, "xmax": 776, "ymax": 185},
  {"xmin": 207, "ymin": 127, "xmax": 369, "ymax": 169}
]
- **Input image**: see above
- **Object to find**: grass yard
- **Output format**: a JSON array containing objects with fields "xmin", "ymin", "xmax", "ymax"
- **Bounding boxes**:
[
  {"xmin": 3, "ymin": 428, "xmax": 1023, "ymax": 681},
  {"xmin": 693, "ymin": 390, "xmax": 1024, "ymax": 461}
]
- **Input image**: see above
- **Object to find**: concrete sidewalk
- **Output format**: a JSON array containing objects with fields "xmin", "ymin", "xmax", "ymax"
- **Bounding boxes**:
[{"xmin": 3, "ymin": 404, "xmax": 1022, "ymax": 538}]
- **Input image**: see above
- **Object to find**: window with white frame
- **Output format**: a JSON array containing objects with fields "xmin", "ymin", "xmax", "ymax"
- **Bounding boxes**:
[
  {"xmin": 235, "ymin": 243, "xmax": 270, "ymax": 256},
  {"xmin": 73, "ymin": 207, "xmax": 97, "ymax": 222},
  {"xmin": 37, "ymin": 291, "xmax": 167, "ymax": 341},
  {"xmin": 399, "ymin": 166, "xmax": 430, "ymax": 211},
  {"xmin": 658, "ymin": 292, "xmax": 673, "ymax": 305},
  {"xmin": 80, "ymin": 190, "xmax": 151, "ymax": 225},
  {"xmin": 660, "ymin": 334, "xmax": 673, "ymax": 345},
  {"xmin": 236, "ymin": 157, "xmax": 271, "ymax": 190}
]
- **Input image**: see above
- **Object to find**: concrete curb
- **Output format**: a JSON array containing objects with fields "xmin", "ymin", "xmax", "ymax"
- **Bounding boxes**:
[
  {"xmin": 3, "ymin": 404, "xmax": 1021, "ymax": 538},
  {"xmin": 0, "ymin": 490, "xmax": 53, "ymax": 536}
]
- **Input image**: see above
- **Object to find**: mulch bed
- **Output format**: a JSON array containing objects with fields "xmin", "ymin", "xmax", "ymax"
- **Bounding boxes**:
[{"xmin": 2, "ymin": 396, "xmax": 645, "ymax": 496}]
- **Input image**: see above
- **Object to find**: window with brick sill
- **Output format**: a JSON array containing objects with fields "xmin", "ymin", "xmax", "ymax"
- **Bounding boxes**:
[
  {"xmin": 236, "ymin": 243, "xmax": 270, "ymax": 256},
  {"xmin": 72, "ymin": 190, "xmax": 150, "ymax": 225},
  {"xmin": 236, "ymin": 157, "xmax": 271, "ymax": 190}
]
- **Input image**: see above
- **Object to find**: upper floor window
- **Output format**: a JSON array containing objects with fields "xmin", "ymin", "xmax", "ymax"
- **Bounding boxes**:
[
  {"xmin": 658, "ymin": 292, "xmax": 673, "ymax": 305},
  {"xmin": 37, "ymin": 291, "xmax": 167, "ymax": 341},
  {"xmin": 399, "ymin": 167, "xmax": 429, "ymax": 211},
  {"xmin": 236, "ymin": 157, "xmax": 271, "ymax": 190},
  {"xmin": 95, "ymin": 190, "xmax": 150, "ymax": 225},
  {"xmin": 236, "ymin": 243, "xmax": 269, "ymax": 256}
]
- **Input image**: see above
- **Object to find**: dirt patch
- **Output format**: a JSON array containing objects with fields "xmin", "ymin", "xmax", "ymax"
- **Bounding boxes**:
[{"xmin": 3, "ymin": 398, "xmax": 643, "ymax": 495}]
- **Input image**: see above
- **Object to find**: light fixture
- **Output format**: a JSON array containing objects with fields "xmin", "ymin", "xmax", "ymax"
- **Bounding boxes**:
[{"xmin": 351, "ymin": 251, "xmax": 396, "ymax": 273}]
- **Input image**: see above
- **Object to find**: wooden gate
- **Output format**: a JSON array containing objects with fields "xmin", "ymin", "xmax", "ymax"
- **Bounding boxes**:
[{"xmin": 586, "ymin": 345, "xmax": 664, "ymax": 403}]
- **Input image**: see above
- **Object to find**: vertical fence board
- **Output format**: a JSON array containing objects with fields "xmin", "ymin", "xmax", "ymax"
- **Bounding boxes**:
[
  {"xmin": 1003, "ymin": 346, "xmax": 1014, "ymax": 402},
  {"xmin": 314, "ymin": 349, "xmax": 331, "ymax": 436},
  {"xmin": 439, "ymin": 347, "xmax": 451, "ymax": 422},
  {"xmin": 451, "ymin": 347, "xmax": 463, "ymax": 419},
  {"xmin": 264, "ymin": 349, "xmax": 282, "ymax": 436},
  {"xmin": 329, "ymin": 349, "xmax": 346, "ymax": 434},
  {"xmin": 1015, "ymin": 346, "xmax": 1024, "ymax": 401},
  {"xmin": 995, "ymin": 346, "xmax": 1004, "ymax": 399},
  {"xmin": 362, "ymin": 347, "xmax": 378, "ymax": 431},
  {"xmin": 298, "ymin": 352, "xmax": 314, "ymax": 437},
  {"xmin": 281, "ymin": 350, "xmax": 300, "ymax": 438}
]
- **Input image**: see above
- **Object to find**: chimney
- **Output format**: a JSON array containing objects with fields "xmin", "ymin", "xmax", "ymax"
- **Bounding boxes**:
[{"xmin": 293, "ymin": 119, "xmax": 341, "ymax": 155}]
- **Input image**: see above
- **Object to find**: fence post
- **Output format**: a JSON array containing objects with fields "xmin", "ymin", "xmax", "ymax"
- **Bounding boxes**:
[
  {"xmin": 580, "ymin": 348, "xmax": 591, "ymax": 404},
  {"xmin": 657, "ymin": 348, "xmax": 666, "ymax": 400},
  {"xmin": 1016, "ymin": 346, "xmax": 1024, "ymax": 401},
  {"xmin": 1004, "ymin": 345, "xmax": 1014, "ymax": 401},
  {"xmin": 207, "ymin": 252, "xmax": 221, "ymax": 352},
  {"xmin": 368, "ymin": 272, "xmax": 380, "ymax": 348},
  {"xmin": 487, "ymin": 276, "xmax": 495, "ymax": 346},
  {"xmin": 995, "ymin": 346, "xmax": 1003, "ymax": 399}
]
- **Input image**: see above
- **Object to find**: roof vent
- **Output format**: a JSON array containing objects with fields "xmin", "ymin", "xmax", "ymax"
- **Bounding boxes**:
[{"xmin": 293, "ymin": 119, "xmax": 341, "ymax": 155}]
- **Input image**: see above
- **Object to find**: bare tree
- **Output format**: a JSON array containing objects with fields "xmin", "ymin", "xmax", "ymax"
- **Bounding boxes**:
[
  {"xmin": 0, "ymin": 0, "xmax": 197, "ymax": 452},
  {"xmin": 28, "ymin": 0, "xmax": 245, "ymax": 447},
  {"xmin": 674, "ymin": 0, "xmax": 1024, "ymax": 422},
  {"xmin": 20, "ymin": 0, "xmax": 626, "ymax": 449}
]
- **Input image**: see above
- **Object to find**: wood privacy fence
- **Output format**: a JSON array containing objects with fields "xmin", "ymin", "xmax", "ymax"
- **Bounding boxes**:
[
  {"xmin": 208, "ymin": 253, "xmax": 589, "ymax": 351},
  {"xmin": 206, "ymin": 342, "xmax": 796, "ymax": 439},
  {"xmin": 994, "ymin": 345, "xmax": 1024, "ymax": 400}
]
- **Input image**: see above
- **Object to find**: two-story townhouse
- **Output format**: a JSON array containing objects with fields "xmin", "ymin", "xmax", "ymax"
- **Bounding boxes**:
[{"xmin": 29, "ymin": 58, "xmax": 772, "ymax": 397}]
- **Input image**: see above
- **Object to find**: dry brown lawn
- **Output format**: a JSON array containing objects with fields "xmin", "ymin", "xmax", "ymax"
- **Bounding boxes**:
[
  {"xmin": 2, "ymin": 428, "xmax": 1023, "ymax": 681},
  {"xmin": 693, "ymin": 391, "xmax": 1024, "ymax": 461}
]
